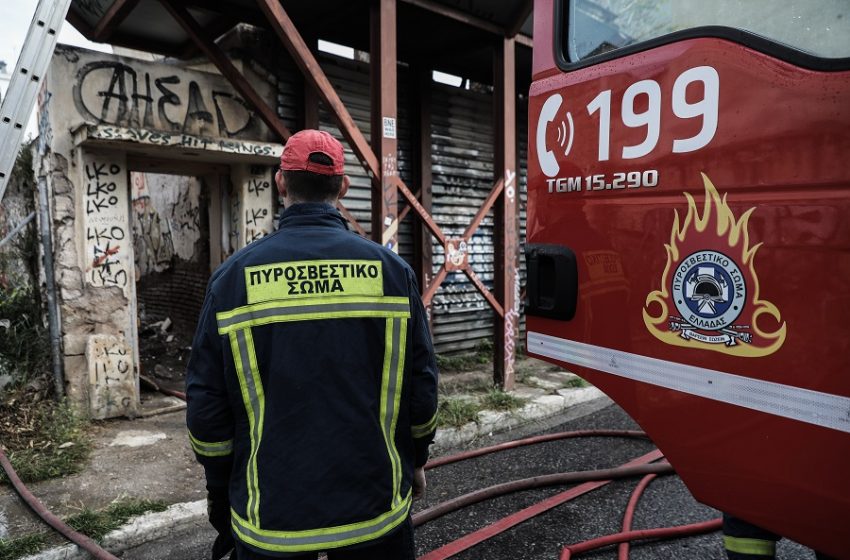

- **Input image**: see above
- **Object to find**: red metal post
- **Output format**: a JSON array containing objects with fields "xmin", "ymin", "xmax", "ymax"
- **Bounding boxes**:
[
  {"xmin": 493, "ymin": 37, "xmax": 519, "ymax": 390},
  {"xmin": 257, "ymin": 0, "xmax": 380, "ymax": 178},
  {"xmin": 370, "ymin": 0, "xmax": 399, "ymax": 251},
  {"xmin": 412, "ymin": 67, "xmax": 434, "ymax": 321}
]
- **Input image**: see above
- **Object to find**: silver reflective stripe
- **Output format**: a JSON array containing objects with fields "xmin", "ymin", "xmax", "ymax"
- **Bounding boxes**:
[
  {"xmin": 231, "ymin": 495, "xmax": 411, "ymax": 552},
  {"xmin": 218, "ymin": 301, "xmax": 410, "ymax": 330},
  {"xmin": 412, "ymin": 412, "xmax": 438, "ymax": 439},
  {"xmin": 189, "ymin": 433, "xmax": 233, "ymax": 457},
  {"xmin": 382, "ymin": 318, "xmax": 404, "ymax": 508},
  {"xmin": 528, "ymin": 331, "xmax": 850, "ymax": 434},
  {"xmin": 235, "ymin": 329, "xmax": 264, "ymax": 526}
]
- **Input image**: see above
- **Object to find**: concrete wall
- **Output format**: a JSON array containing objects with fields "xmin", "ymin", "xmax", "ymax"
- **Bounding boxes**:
[{"xmin": 38, "ymin": 45, "xmax": 277, "ymax": 418}]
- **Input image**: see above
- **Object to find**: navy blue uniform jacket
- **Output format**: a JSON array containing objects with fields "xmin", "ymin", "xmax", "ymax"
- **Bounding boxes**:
[{"xmin": 186, "ymin": 203, "xmax": 439, "ymax": 556}]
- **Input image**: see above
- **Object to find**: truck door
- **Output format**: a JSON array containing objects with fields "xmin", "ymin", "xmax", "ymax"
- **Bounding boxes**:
[{"xmin": 525, "ymin": 1, "xmax": 850, "ymax": 556}]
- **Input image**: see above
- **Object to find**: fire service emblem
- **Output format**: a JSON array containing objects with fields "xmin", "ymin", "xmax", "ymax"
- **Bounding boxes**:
[{"xmin": 643, "ymin": 174, "xmax": 786, "ymax": 357}]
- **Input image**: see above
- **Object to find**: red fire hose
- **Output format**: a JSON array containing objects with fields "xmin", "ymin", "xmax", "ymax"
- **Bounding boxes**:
[
  {"xmin": 0, "ymin": 447, "xmax": 121, "ymax": 560},
  {"xmin": 425, "ymin": 429, "xmax": 648, "ymax": 470},
  {"xmin": 559, "ymin": 519, "xmax": 723, "ymax": 560},
  {"xmin": 414, "ymin": 462, "xmax": 672, "ymax": 526}
]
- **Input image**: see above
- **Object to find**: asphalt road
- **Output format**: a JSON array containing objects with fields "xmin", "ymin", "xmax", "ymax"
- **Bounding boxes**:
[{"xmin": 122, "ymin": 400, "xmax": 817, "ymax": 560}]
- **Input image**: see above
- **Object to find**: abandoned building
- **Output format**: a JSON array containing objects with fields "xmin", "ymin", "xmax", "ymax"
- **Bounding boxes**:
[{"xmin": 19, "ymin": 0, "xmax": 535, "ymax": 419}]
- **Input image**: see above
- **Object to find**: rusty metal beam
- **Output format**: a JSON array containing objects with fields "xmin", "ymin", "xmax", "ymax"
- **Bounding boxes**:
[
  {"xmin": 303, "ymin": 83, "xmax": 319, "ymax": 130},
  {"xmin": 464, "ymin": 267, "xmax": 504, "ymax": 318},
  {"xmin": 371, "ymin": 0, "xmax": 399, "ymax": 251},
  {"xmin": 400, "ymin": 0, "xmax": 533, "ymax": 43},
  {"xmin": 413, "ymin": 67, "xmax": 434, "ymax": 321},
  {"xmin": 493, "ymin": 37, "xmax": 519, "ymax": 390},
  {"xmin": 395, "ymin": 177, "xmax": 446, "ymax": 245},
  {"xmin": 462, "ymin": 177, "xmax": 504, "ymax": 241},
  {"xmin": 397, "ymin": 188, "xmax": 421, "ymax": 224},
  {"xmin": 422, "ymin": 265, "xmax": 448, "ymax": 307},
  {"xmin": 257, "ymin": 0, "xmax": 380, "ymax": 179},
  {"xmin": 93, "ymin": 0, "xmax": 141, "ymax": 40},
  {"xmin": 177, "ymin": 14, "xmax": 237, "ymax": 59},
  {"xmin": 336, "ymin": 204, "xmax": 368, "ymax": 237},
  {"xmin": 159, "ymin": 0, "xmax": 292, "ymax": 142},
  {"xmin": 506, "ymin": 0, "xmax": 533, "ymax": 38}
]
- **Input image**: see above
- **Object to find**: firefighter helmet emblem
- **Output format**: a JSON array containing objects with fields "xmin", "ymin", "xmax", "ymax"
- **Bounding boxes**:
[
  {"xmin": 670, "ymin": 251, "xmax": 750, "ymax": 345},
  {"xmin": 643, "ymin": 174, "xmax": 786, "ymax": 357}
]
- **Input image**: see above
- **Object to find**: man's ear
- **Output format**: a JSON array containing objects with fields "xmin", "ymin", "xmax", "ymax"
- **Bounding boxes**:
[
  {"xmin": 339, "ymin": 175, "xmax": 350, "ymax": 200},
  {"xmin": 275, "ymin": 169, "xmax": 287, "ymax": 197}
]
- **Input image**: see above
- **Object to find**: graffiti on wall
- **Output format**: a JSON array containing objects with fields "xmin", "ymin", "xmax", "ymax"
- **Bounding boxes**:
[
  {"xmin": 87, "ymin": 125, "xmax": 281, "ymax": 156},
  {"xmin": 84, "ymin": 158, "xmax": 130, "ymax": 293},
  {"xmin": 87, "ymin": 334, "xmax": 136, "ymax": 420},
  {"xmin": 131, "ymin": 173, "xmax": 174, "ymax": 275},
  {"xmin": 242, "ymin": 168, "xmax": 273, "ymax": 244},
  {"xmin": 131, "ymin": 173, "xmax": 205, "ymax": 276},
  {"xmin": 72, "ymin": 60, "xmax": 261, "ymax": 138}
]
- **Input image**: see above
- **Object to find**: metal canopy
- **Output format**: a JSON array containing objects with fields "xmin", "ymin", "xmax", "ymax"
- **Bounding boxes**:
[
  {"xmin": 67, "ymin": 0, "xmax": 533, "ymax": 89},
  {"xmin": 65, "ymin": 0, "xmax": 530, "ymax": 388}
]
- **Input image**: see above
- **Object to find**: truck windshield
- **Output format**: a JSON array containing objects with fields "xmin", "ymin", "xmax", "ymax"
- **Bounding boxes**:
[{"xmin": 567, "ymin": 0, "xmax": 850, "ymax": 62}]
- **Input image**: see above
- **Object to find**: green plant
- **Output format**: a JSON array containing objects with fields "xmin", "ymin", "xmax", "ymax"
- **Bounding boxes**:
[
  {"xmin": 481, "ymin": 389, "xmax": 526, "ymax": 412},
  {"xmin": 564, "ymin": 376, "xmax": 589, "ymax": 389},
  {"xmin": 0, "ymin": 287, "xmax": 50, "ymax": 388},
  {"xmin": 67, "ymin": 499, "xmax": 168, "ymax": 541},
  {"xmin": 436, "ymin": 397, "xmax": 480, "ymax": 428},
  {"xmin": 0, "ymin": 499, "xmax": 168, "ymax": 560},
  {"xmin": 435, "ymin": 353, "xmax": 480, "ymax": 373},
  {"xmin": 0, "ymin": 399, "xmax": 90, "ymax": 484},
  {"xmin": 0, "ymin": 534, "xmax": 48, "ymax": 560}
]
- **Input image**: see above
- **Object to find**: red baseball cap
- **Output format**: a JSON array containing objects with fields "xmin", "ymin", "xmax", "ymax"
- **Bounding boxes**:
[{"xmin": 280, "ymin": 129, "xmax": 345, "ymax": 176}]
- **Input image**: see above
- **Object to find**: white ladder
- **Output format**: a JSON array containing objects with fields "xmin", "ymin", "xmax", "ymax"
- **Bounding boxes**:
[{"xmin": 0, "ymin": 0, "xmax": 72, "ymax": 204}]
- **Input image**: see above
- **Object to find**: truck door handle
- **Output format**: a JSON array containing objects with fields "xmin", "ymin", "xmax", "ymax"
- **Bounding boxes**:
[{"xmin": 525, "ymin": 244, "xmax": 578, "ymax": 320}]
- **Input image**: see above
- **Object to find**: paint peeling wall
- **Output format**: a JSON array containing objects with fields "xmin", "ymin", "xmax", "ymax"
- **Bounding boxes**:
[
  {"xmin": 38, "ymin": 45, "xmax": 277, "ymax": 417},
  {"xmin": 131, "ymin": 172, "xmax": 203, "ymax": 276}
]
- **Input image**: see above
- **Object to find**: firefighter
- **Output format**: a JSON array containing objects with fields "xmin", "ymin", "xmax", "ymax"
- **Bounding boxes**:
[
  {"xmin": 186, "ymin": 129, "xmax": 439, "ymax": 560},
  {"xmin": 723, "ymin": 514, "xmax": 836, "ymax": 560}
]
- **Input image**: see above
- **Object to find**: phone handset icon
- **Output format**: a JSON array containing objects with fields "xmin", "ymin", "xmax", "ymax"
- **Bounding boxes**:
[{"xmin": 536, "ymin": 94, "xmax": 573, "ymax": 178}]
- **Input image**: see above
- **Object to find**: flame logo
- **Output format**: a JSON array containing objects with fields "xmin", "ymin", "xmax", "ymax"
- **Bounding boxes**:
[{"xmin": 643, "ymin": 174, "xmax": 786, "ymax": 357}]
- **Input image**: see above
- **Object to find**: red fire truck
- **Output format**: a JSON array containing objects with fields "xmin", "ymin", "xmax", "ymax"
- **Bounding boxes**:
[{"xmin": 525, "ymin": 1, "xmax": 850, "ymax": 557}]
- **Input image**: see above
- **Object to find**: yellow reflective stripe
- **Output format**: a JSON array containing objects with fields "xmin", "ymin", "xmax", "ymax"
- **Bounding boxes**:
[
  {"xmin": 216, "ymin": 296, "xmax": 410, "ymax": 334},
  {"xmin": 723, "ymin": 536, "xmax": 777, "ymax": 556},
  {"xmin": 230, "ymin": 491, "xmax": 411, "ymax": 553},
  {"xmin": 411, "ymin": 411, "xmax": 438, "ymax": 439},
  {"xmin": 230, "ymin": 329, "xmax": 264, "ymax": 527},
  {"xmin": 189, "ymin": 432, "xmax": 233, "ymax": 457}
]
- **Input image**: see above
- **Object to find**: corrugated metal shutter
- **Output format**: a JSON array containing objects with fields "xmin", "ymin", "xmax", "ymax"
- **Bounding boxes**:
[
  {"xmin": 316, "ymin": 55, "xmax": 415, "ymax": 265},
  {"xmin": 429, "ymin": 84, "xmax": 496, "ymax": 354},
  {"xmin": 270, "ymin": 51, "xmax": 529, "ymax": 357}
]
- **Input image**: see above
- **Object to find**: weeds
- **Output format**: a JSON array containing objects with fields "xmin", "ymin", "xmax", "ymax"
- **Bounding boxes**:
[
  {"xmin": 0, "ymin": 288, "xmax": 50, "ymax": 389},
  {"xmin": 564, "ymin": 376, "xmax": 589, "ymax": 389},
  {"xmin": 0, "ymin": 534, "xmax": 48, "ymax": 560},
  {"xmin": 0, "ymin": 499, "xmax": 167, "ymax": 560},
  {"xmin": 67, "ymin": 499, "xmax": 168, "ymax": 541},
  {"xmin": 0, "ymin": 399, "xmax": 90, "ymax": 484},
  {"xmin": 435, "ymin": 340, "xmax": 494, "ymax": 373},
  {"xmin": 436, "ymin": 397, "xmax": 481, "ymax": 428},
  {"xmin": 481, "ymin": 389, "xmax": 526, "ymax": 412}
]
